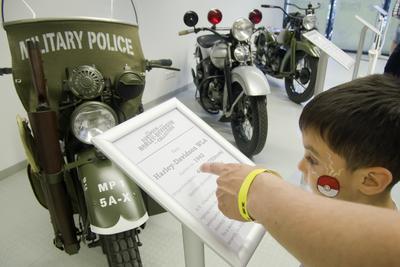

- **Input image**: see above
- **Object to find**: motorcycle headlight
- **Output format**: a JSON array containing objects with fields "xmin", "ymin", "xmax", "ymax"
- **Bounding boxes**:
[
  {"xmin": 303, "ymin": 14, "xmax": 316, "ymax": 30},
  {"xmin": 71, "ymin": 102, "xmax": 118, "ymax": 144},
  {"xmin": 234, "ymin": 45, "xmax": 250, "ymax": 63},
  {"xmin": 232, "ymin": 18, "xmax": 254, "ymax": 41},
  {"xmin": 210, "ymin": 42, "xmax": 228, "ymax": 69}
]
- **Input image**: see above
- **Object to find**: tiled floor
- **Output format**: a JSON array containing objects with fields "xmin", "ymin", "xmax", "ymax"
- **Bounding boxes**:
[{"xmin": 0, "ymin": 55, "xmax": 395, "ymax": 267}]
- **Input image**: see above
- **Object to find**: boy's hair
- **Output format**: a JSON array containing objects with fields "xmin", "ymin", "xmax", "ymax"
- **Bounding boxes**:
[{"xmin": 299, "ymin": 74, "xmax": 400, "ymax": 187}]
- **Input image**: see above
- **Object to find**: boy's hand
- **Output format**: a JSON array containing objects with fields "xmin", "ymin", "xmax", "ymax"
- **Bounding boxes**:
[{"xmin": 200, "ymin": 162, "xmax": 259, "ymax": 221}]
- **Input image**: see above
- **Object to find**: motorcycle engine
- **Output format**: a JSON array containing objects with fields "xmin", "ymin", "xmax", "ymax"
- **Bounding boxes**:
[
  {"xmin": 267, "ymin": 45, "xmax": 285, "ymax": 73},
  {"xmin": 203, "ymin": 78, "xmax": 222, "ymax": 108}
]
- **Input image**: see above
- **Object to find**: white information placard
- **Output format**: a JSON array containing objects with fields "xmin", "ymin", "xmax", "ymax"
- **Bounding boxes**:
[
  {"xmin": 92, "ymin": 98, "xmax": 265, "ymax": 267},
  {"xmin": 303, "ymin": 29, "xmax": 355, "ymax": 70},
  {"xmin": 355, "ymin": 15, "xmax": 380, "ymax": 35}
]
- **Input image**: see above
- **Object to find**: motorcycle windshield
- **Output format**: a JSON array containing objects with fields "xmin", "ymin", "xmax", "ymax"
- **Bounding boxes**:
[
  {"xmin": 2, "ymin": 0, "xmax": 145, "ymax": 113},
  {"xmin": 1, "ymin": 0, "xmax": 138, "ymax": 26}
]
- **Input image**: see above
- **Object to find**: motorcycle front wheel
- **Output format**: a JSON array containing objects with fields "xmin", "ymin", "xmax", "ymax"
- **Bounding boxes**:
[
  {"xmin": 231, "ymin": 88, "xmax": 268, "ymax": 157},
  {"xmin": 101, "ymin": 229, "xmax": 142, "ymax": 267},
  {"xmin": 284, "ymin": 54, "xmax": 319, "ymax": 104}
]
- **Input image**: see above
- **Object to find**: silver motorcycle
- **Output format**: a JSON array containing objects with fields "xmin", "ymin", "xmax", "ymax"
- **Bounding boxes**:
[{"xmin": 179, "ymin": 10, "xmax": 270, "ymax": 157}]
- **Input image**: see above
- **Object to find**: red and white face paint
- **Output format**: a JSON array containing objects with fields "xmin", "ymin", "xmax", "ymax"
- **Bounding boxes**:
[{"xmin": 317, "ymin": 175, "xmax": 340, "ymax": 197}]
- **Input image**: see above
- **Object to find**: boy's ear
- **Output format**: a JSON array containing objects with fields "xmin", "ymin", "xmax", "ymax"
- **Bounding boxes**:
[{"xmin": 359, "ymin": 167, "xmax": 393, "ymax": 195}]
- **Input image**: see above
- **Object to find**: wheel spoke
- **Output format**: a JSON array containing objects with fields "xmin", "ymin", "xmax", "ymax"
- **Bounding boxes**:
[
  {"xmin": 243, "ymin": 119, "xmax": 253, "ymax": 140},
  {"xmin": 294, "ymin": 78, "xmax": 307, "ymax": 92}
]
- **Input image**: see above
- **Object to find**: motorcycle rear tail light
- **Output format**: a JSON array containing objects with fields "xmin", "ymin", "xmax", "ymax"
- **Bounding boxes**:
[
  {"xmin": 249, "ymin": 9, "xmax": 262, "ymax": 24},
  {"xmin": 208, "ymin": 9, "xmax": 222, "ymax": 25}
]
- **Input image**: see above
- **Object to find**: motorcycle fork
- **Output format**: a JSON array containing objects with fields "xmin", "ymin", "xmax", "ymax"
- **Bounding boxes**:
[
  {"xmin": 222, "ymin": 43, "xmax": 234, "ymax": 116},
  {"xmin": 194, "ymin": 57, "xmax": 209, "ymax": 98},
  {"xmin": 221, "ymin": 45, "xmax": 246, "ymax": 119},
  {"xmin": 290, "ymin": 38, "xmax": 297, "ymax": 73},
  {"xmin": 278, "ymin": 37, "xmax": 298, "ymax": 78}
]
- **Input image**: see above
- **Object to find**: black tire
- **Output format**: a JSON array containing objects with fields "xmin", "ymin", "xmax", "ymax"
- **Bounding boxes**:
[
  {"xmin": 231, "ymin": 85, "xmax": 268, "ymax": 157},
  {"xmin": 284, "ymin": 54, "xmax": 318, "ymax": 104},
  {"xmin": 101, "ymin": 229, "xmax": 142, "ymax": 267}
]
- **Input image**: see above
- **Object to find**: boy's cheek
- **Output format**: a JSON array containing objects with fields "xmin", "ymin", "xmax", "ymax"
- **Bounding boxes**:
[
  {"xmin": 301, "ymin": 173, "xmax": 314, "ymax": 187},
  {"xmin": 308, "ymin": 176, "xmax": 317, "ymax": 187},
  {"xmin": 307, "ymin": 175, "xmax": 320, "ymax": 191},
  {"xmin": 300, "ymin": 174, "xmax": 316, "ymax": 193}
]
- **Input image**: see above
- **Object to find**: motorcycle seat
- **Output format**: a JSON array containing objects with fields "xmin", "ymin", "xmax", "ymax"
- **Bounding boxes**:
[{"xmin": 197, "ymin": 34, "xmax": 224, "ymax": 48}]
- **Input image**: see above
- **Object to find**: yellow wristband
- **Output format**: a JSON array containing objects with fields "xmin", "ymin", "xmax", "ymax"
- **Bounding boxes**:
[{"xmin": 238, "ymin": 168, "xmax": 280, "ymax": 221}]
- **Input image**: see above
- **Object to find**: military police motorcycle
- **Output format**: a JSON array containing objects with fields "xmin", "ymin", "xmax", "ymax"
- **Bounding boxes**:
[
  {"xmin": 254, "ymin": 3, "xmax": 320, "ymax": 104},
  {"xmin": 1, "ymin": 0, "xmax": 177, "ymax": 266},
  {"xmin": 179, "ymin": 10, "xmax": 270, "ymax": 157}
]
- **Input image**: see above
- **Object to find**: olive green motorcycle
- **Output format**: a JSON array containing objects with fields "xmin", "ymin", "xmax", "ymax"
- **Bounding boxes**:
[
  {"xmin": 1, "ymin": 0, "xmax": 177, "ymax": 266},
  {"xmin": 253, "ymin": 3, "xmax": 321, "ymax": 104}
]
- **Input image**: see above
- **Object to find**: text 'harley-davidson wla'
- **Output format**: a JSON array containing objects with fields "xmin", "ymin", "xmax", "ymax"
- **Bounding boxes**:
[
  {"xmin": 179, "ymin": 10, "xmax": 270, "ymax": 157},
  {"xmin": 0, "ymin": 0, "xmax": 178, "ymax": 266}
]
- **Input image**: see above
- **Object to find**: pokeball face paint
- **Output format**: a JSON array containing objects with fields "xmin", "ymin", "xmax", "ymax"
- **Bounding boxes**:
[{"xmin": 317, "ymin": 175, "xmax": 340, "ymax": 197}]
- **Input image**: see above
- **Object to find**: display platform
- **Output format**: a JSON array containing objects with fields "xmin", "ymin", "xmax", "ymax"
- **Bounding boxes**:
[
  {"xmin": 92, "ymin": 98, "xmax": 265, "ymax": 267},
  {"xmin": 303, "ymin": 29, "xmax": 354, "ymax": 70}
]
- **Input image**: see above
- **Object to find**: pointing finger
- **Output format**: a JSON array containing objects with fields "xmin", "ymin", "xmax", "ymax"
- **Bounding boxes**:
[
  {"xmin": 200, "ymin": 162, "xmax": 240, "ymax": 175},
  {"xmin": 200, "ymin": 162, "xmax": 225, "ymax": 175}
]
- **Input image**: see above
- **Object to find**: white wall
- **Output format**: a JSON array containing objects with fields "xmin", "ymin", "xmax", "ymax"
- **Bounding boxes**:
[{"xmin": 0, "ymin": 0, "xmax": 282, "ymax": 172}]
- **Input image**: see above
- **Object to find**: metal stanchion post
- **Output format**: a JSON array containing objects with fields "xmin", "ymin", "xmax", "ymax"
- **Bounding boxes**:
[
  {"xmin": 314, "ymin": 52, "xmax": 329, "ymax": 96},
  {"xmin": 182, "ymin": 224, "xmax": 205, "ymax": 267},
  {"xmin": 367, "ymin": 48, "xmax": 380, "ymax": 74},
  {"xmin": 352, "ymin": 14, "xmax": 385, "ymax": 79},
  {"xmin": 352, "ymin": 25, "xmax": 369, "ymax": 80}
]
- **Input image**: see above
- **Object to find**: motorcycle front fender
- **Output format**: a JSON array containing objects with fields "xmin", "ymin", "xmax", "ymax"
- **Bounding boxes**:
[
  {"xmin": 296, "ymin": 40, "xmax": 321, "ymax": 58},
  {"xmin": 77, "ymin": 149, "xmax": 148, "ymax": 235},
  {"xmin": 280, "ymin": 41, "xmax": 320, "ymax": 74},
  {"xmin": 231, "ymin": 66, "xmax": 270, "ymax": 96}
]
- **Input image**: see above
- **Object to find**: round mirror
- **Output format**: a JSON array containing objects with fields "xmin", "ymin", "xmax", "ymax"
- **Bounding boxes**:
[{"xmin": 183, "ymin": 11, "xmax": 199, "ymax": 27}]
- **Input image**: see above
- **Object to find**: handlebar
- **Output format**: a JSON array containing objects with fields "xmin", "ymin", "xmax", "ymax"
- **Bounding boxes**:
[
  {"xmin": 179, "ymin": 29, "xmax": 194, "ymax": 36},
  {"xmin": 261, "ymin": 3, "xmax": 320, "ymax": 16},
  {"xmin": 287, "ymin": 2, "xmax": 321, "ymax": 10},
  {"xmin": 0, "ymin": 68, "xmax": 12, "ymax": 76},
  {"xmin": 261, "ymin": 4, "xmax": 291, "ymax": 17},
  {"xmin": 151, "ymin": 66, "xmax": 180, "ymax": 71},
  {"xmin": 178, "ymin": 27, "xmax": 229, "ymax": 41},
  {"xmin": 261, "ymin": 4, "xmax": 277, "ymax": 8},
  {"xmin": 146, "ymin": 59, "xmax": 180, "ymax": 71},
  {"xmin": 148, "ymin": 59, "xmax": 173, "ymax": 67}
]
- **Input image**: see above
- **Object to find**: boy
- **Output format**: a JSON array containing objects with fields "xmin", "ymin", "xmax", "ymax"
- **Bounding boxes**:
[
  {"xmin": 385, "ymin": 37, "xmax": 400, "ymax": 77},
  {"xmin": 297, "ymin": 74, "xmax": 400, "ymax": 209},
  {"xmin": 200, "ymin": 73, "xmax": 400, "ymax": 267}
]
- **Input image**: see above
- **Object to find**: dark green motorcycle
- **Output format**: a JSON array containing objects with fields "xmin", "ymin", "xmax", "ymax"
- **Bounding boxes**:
[
  {"xmin": 253, "ymin": 3, "xmax": 321, "ymax": 104},
  {"xmin": 1, "ymin": 0, "xmax": 177, "ymax": 266}
]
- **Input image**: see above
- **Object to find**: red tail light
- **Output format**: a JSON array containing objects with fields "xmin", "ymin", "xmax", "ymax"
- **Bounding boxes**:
[
  {"xmin": 208, "ymin": 9, "xmax": 222, "ymax": 25},
  {"xmin": 249, "ymin": 9, "xmax": 262, "ymax": 24}
]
